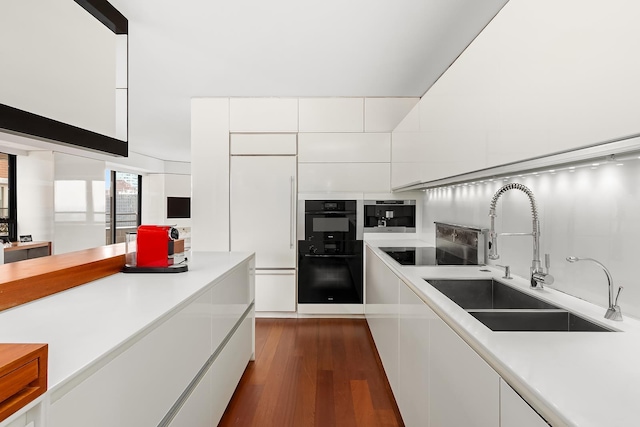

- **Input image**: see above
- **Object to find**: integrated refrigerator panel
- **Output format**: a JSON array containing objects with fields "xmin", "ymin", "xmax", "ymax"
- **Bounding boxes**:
[{"xmin": 230, "ymin": 155, "xmax": 297, "ymax": 269}]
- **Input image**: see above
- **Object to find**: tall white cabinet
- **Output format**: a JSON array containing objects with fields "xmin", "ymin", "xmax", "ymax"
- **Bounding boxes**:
[
  {"xmin": 230, "ymin": 134, "xmax": 297, "ymax": 313},
  {"xmin": 191, "ymin": 97, "xmax": 419, "ymax": 314}
]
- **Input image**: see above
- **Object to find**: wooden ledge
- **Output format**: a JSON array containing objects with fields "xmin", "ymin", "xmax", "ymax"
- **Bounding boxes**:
[
  {"xmin": 0, "ymin": 344, "xmax": 48, "ymax": 422},
  {"xmin": 4, "ymin": 241, "xmax": 51, "ymax": 253},
  {"xmin": 0, "ymin": 243, "xmax": 126, "ymax": 312}
]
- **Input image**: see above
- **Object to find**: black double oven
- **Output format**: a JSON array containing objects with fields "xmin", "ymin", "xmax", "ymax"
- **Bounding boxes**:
[{"xmin": 298, "ymin": 200, "xmax": 363, "ymax": 304}]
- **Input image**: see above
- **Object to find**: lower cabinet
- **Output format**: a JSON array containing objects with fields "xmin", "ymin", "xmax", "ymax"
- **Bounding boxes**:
[
  {"xmin": 397, "ymin": 281, "xmax": 431, "ymax": 426},
  {"xmin": 500, "ymin": 380, "xmax": 549, "ymax": 427},
  {"xmin": 255, "ymin": 270, "xmax": 296, "ymax": 312},
  {"xmin": 169, "ymin": 316, "xmax": 253, "ymax": 426},
  {"xmin": 365, "ymin": 249, "xmax": 548, "ymax": 427},
  {"xmin": 48, "ymin": 261, "xmax": 254, "ymax": 427},
  {"xmin": 429, "ymin": 318, "xmax": 500, "ymax": 427},
  {"xmin": 365, "ymin": 247, "xmax": 400, "ymax": 394}
]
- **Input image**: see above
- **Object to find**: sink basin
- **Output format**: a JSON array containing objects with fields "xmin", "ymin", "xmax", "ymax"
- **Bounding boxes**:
[
  {"xmin": 469, "ymin": 310, "xmax": 614, "ymax": 332},
  {"xmin": 424, "ymin": 278, "xmax": 615, "ymax": 332},
  {"xmin": 426, "ymin": 279, "xmax": 559, "ymax": 310}
]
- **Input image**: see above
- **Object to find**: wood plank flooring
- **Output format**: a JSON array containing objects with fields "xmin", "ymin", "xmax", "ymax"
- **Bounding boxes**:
[{"xmin": 218, "ymin": 318, "xmax": 404, "ymax": 427}]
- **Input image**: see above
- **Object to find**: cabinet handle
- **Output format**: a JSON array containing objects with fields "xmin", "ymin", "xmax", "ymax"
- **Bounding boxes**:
[{"xmin": 290, "ymin": 176, "xmax": 295, "ymax": 249}]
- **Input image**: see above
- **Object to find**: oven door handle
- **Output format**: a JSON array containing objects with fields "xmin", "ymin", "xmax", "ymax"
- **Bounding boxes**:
[{"xmin": 303, "ymin": 254, "xmax": 359, "ymax": 258}]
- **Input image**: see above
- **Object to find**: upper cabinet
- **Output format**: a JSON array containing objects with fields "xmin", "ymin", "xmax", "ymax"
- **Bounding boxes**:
[
  {"xmin": 299, "ymin": 98, "xmax": 364, "ymax": 132},
  {"xmin": 391, "ymin": 0, "xmax": 640, "ymax": 189},
  {"xmin": 364, "ymin": 98, "xmax": 419, "ymax": 133},
  {"xmin": 298, "ymin": 133, "xmax": 390, "ymax": 163},
  {"xmin": 229, "ymin": 98, "xmax": 298, "ymax": 132}
]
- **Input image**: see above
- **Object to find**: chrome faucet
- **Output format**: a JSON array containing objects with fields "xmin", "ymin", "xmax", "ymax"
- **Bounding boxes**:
[
  {"xmin": 566, "ymin": 256, "xmax": 623, "ymax": 321},
  {"xmin": 488, "ymin": 183, "xmax": 553, "ymax": 289}
]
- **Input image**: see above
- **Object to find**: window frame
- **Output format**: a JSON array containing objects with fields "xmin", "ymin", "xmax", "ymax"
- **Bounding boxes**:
[
  {"xmin": 0, "ymin": 154, "xmax": 18, "ymax": 242},
  {"xmin": 107, "ymin": 170, "xmax": 141, "ymax": 244}
]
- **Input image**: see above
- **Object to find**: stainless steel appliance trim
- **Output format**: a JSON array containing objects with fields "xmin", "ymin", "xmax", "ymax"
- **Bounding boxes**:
[
  {"xmin": 365, "ymin": 226, "xmax": 416, "ymax": 233},
  {"xmin": 364, "ymin": 199, "xmax": 416, "ymax": 205},
  {"xmin": 356, "ymin": 199, "xmax": 364, "ymax": 240},
  {"xmin": 297, "ymin": 199, "xmax": 305, "ymax": 241}
]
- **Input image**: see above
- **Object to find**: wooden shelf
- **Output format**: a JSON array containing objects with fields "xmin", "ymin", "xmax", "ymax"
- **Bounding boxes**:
[
  {"xmin": 0, "ymin": 243, "xmax": 126, "ymax": 312},
  {"xmin": 4, "ymin": 241, "xmax": 51, "ymax": 253}
]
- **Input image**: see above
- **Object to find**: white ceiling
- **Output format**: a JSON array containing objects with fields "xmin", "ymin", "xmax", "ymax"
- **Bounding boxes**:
[{"xmin": 108, "ymin": 0, "xmax": 509, "ymax": 163}]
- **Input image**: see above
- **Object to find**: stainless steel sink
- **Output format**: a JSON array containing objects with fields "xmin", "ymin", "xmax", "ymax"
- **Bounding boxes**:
[
  {"xmin": 424, "ymin": 278, "xmax": 615, "ymax": 332},
  {"xmin": 426, "ymin": 279, "xmax": 560, "ymax": 310},
  {"xmin": 469, "ymin": 310, "xmax": 614, "ymax": 332}
]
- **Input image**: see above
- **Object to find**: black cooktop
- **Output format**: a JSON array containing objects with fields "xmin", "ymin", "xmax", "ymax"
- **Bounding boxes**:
[{"xmin": 380, "ymin": 246, "xmax": 478, "ymax": 266}]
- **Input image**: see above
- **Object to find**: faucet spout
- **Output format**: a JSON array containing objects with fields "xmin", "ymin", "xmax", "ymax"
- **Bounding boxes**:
[{"xmin": 488, "ymin": 183, "xmax": 552, "ymax": 288}]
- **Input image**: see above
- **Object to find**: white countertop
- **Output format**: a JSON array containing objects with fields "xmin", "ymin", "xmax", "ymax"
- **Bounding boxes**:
[
  {"xmin": 366, "ymin": 242, "xmax": 640, "ymax": 427},
  {"xmin": 0, "ymin": 251, "xmax": 253, "ymax": 398}
]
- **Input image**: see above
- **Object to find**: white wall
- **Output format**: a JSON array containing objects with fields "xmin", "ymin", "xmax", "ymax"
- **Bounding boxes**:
[
  {"xmin": 142, "ymin": 173, "xmax": 191, "ymax": 247},
  {"xmin": 422, "ymin": 153, "xmax": 640, "ymax": 319},
  {"xmin": 191, "ymin": 98, "xmax": 230, "ymax": 251},
  {"xmin": 53, "ymin": 153, "xmax": 106, "ymax": 254},
  {"xmin": 17, "ymin": 151, "xmax": 55, "ymax": 243}
]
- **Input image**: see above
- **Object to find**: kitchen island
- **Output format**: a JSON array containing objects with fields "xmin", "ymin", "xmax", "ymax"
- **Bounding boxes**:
[
  {"xmin": 0, "ymin": 251, "xmax": 255, "ymax": 427},
  {"xmin": 366, "ymin": 240, "xmax": 640, "ymax": 427}
]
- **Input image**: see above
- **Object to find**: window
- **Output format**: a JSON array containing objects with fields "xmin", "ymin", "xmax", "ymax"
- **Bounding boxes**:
[
  {"xmin": 106, "ymin": 170, "xmax": 141, "ymax": 244},
  {"xmin": 0, "ymin": 154, "xmax": 17, "ymax": 242}
]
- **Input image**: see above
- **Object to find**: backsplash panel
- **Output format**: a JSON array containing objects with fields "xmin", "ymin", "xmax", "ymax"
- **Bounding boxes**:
[{"xmin": 422, "ymin": 158, "xmax": 640, "ymax": 319}]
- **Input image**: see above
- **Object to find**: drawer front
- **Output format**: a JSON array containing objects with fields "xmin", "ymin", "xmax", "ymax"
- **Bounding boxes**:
[{"xmin": 0, "ymin": 359, "xmax": 39, "ymax": 403}]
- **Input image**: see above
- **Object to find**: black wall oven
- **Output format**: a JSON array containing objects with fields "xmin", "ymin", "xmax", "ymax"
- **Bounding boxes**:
[{"xmin": 298, "ymin": 200, "xmax": 363, "ymax": 304}]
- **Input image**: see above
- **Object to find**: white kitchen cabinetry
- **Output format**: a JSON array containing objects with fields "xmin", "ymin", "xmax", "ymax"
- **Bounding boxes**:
[
  {"xmin": 169, "ymin": 316, "xmax": 253, "ymax": 426},
  {"xmin": 298, "ymin": 98, "xmax": 364, "ymax": 132},
  {"xmin": 255, "ymin": 271, "xmax": 296, "ymax": 312},
  {"xmin": 429, "ymin": 317, "xmax": 500, "ymax": 427},
  {"xmin": 389, "ymin": 1, "xmax": 640, "ymax": 187},
  {"xmin": 230, "ymin": 155, "xmax": 296, "ymax": 269},
  {"xmin": 229, "ymin": 98, "xmax": 298, "ymax": 132},
  {"xmin": 397, "ymin": 281, "xmax": 431, "ymax": 427},
  {"xmin": 230, "ymin": 150, "xmax": 297, "ymax": 313},
  {"xmin": 230, "ymin": 133, "xmax": 297, "ymax": 155},
  {"xmin": 364, "ymin": 98, "xmax": 419, "ymax": 133},
  {"xmin": 367, "ymin": 247, "xmax": 532, "ymax": 427},
  {"xmin": 298, "ymin": 133, "xmax": 390, "ymax": 163},
  {"xmin": 48, "ymin": 260, "xmax": 253, "ymax": 427},
  {"xmin": 365, "ymin": 246, "xmax": 400, "ymax": 395},
  {"xmin": 500, "ymin": 380, "xmax": 548, "ymax": 427},
  {"xmin": 298, "ymin": 163, "xmax": 390, "ymax": 193}
]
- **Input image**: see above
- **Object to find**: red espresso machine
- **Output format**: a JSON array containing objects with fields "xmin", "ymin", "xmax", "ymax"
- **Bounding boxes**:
[{"xmin": 123, "ymin": 225, "xmax": 188, "ymax": 273}]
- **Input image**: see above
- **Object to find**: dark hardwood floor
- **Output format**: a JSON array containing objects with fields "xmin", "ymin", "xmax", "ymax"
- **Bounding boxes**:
[{"xmin": 218, "ymin": 318, "xmax": 404, "ymax": 427}]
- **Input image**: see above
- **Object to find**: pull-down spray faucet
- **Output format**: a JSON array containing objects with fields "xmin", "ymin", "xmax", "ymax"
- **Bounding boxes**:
[{"xmin": 488, "ymin": 183, "xmax": 553, "ymax": 289}]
